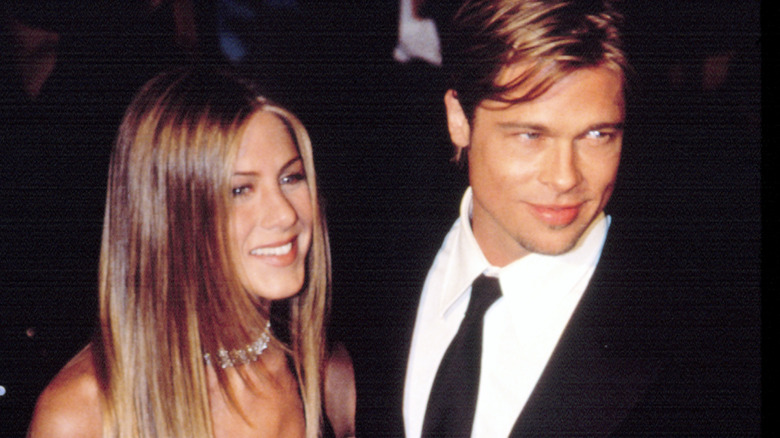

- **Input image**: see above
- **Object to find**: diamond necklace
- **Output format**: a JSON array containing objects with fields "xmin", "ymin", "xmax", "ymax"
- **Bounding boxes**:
[{"xmin": 203, "ymin": 321, "xmax": 271, "ymax": 369}]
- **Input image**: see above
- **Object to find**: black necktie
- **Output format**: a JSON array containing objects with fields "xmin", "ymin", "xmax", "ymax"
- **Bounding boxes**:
[{"xmin": 422, "ymin": 274, "xmax": 502, "ymax": 437}]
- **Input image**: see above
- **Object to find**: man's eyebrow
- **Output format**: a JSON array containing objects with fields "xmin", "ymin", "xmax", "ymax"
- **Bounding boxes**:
[
  {"xmin": 495, "ymin": 121, "xmax": 625, "ymax": 135},
  {"xmin": 496, "ymin": 122, "xmax": 551, "ymax": 132},
  {"xmin": 586, "ymin": 122, "xmax": 625, "ymax": 131}
]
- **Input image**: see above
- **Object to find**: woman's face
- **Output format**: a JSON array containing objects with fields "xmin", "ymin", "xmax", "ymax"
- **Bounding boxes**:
[{"xmin": 229, "ymin": 111, "xmax": 313, "ymax": 301}]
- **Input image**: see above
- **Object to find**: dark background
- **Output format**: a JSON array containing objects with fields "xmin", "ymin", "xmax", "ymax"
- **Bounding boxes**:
[{"xmin": 1, "ymin": 1, "xmax": 761, "ymax": 435}]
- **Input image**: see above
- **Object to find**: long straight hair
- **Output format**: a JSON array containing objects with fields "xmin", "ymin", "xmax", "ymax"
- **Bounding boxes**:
[{"xmin": 95, "ymin": 69, "xmax": 329, "ymax": 437}]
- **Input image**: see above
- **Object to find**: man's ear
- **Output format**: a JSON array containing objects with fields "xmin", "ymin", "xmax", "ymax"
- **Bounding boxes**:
[{"xmin": 444, "ymin": 89, "xmax": 471, "ymax": 150}]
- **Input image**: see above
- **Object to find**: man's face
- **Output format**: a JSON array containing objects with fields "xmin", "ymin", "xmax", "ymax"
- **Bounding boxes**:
[{"xmin": 445, "ymin": 65, "xmax": 625, "ymax": 266}]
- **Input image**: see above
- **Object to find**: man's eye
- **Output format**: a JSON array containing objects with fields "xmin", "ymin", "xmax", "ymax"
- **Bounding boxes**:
[
  {"xmin": 586, "ymin": 130, "xmax": 612, "ymax": 140},
  {"xmin": 519, "ymin": 132, "xmax": 541, "ymax": 140}
]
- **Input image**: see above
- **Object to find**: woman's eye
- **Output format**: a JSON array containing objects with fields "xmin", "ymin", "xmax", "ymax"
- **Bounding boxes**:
[
  {"xmin": 280, "ymin": 172, "xmax": 306, "ymax": 185},
  {"xmin": 231, "ymin": 185, "xmax": 251, "ymax": 197}
]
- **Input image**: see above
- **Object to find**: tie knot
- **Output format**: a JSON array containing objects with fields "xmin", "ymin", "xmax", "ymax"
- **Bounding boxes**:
[{"xmin": 464, "ymin": 274, "xmax": 502, "ymax": 322}]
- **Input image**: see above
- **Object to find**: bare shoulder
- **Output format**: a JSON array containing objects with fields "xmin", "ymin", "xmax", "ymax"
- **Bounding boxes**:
[
  {"xmin": 27, "ymin": 347, "xmax": 103, "ymax": 438},
  {"xmin": 326, "ymin": 342, "xmax": 354, "ymax": 387},
  {"xmin": 324, "ymin": 342, "xmax": 356, "ymax": 438}
]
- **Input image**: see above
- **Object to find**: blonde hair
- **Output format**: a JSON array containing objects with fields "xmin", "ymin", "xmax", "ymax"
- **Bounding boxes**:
[
  {"xmin": 95, "ymin": 69, "xmax": 328, "ymax": 437},
  {"xmin": 446, "ymin": 0, "xmax": 628, "ymax": 121}
]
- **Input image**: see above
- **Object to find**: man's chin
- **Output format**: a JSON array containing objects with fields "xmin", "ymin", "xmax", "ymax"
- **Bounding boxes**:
[{"xmin": 516, "ymin": 233, "xmax": 583, "ymax": 257}]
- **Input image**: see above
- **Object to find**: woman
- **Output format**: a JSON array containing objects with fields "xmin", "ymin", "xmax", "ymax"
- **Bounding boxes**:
[{"xmin": 27, "ymin": 69, "xmax": 355, "ymax": 438}]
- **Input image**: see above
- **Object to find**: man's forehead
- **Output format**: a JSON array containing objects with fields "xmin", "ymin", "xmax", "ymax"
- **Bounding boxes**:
[
  {"xmin": 493, "ymin": 60, "xmax": 625, "ymax": 101},
  {"xmin": 494, "ymin": 60, "xmax": 547, "ymax": 87},
  {"xmin": 477, "ymin": 64, "xmax": 626, "ymax": 124}
]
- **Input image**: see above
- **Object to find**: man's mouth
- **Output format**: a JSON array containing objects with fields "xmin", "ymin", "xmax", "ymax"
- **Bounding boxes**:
[{"xmin": 530, "ymin": 204, "xmax": 582, "ymax": 227}]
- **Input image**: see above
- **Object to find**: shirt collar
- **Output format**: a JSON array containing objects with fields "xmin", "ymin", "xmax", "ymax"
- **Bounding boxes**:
[
  {"xmin": 499, "ymin": 211, "xmax": 609, "ymax": 301},
  {"xmin": 437, "ymin": 187, "xmax": 609, "ymax": 315},
  {"xmin": 437, "ymin": 188, "xmax": 489, "ymax": 314}
]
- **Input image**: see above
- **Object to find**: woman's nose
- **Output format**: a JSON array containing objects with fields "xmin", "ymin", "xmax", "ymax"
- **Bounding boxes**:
[{"xmin": 259, "ymin": 187, "xmax": 297, "ymax": 230}]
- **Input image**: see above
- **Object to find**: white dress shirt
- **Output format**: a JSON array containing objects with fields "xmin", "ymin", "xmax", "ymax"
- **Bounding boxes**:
[{"xmin": 403, "ymin": 187, "xmax": 610, "ymax": 438}]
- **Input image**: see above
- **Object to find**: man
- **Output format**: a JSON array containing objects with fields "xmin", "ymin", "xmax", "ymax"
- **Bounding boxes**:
[{"xmin": 399, "ymin": 0, "xmax": 758, "ymax": 436}]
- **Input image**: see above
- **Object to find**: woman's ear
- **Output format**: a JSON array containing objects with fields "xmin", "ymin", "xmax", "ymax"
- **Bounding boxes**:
[{"xmin": 444, "ymin": 89, "xmax": 471, "ymax": 150}]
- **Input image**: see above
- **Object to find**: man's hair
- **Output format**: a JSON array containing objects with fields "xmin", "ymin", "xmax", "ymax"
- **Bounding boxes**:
[{"xmin": 444, "ymin": 0, "xmax": 628, "ymax": 121}]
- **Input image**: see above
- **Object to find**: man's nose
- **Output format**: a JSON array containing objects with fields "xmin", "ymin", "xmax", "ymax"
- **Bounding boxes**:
[{"xmin": 538, "ymin": 142, "xmax": 582, "ymax": 192}]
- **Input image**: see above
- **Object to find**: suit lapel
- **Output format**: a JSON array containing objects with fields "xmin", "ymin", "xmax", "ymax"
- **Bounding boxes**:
[{"xmin": 510, "ymin": 222, "xmax": 661, "ymax": 436}]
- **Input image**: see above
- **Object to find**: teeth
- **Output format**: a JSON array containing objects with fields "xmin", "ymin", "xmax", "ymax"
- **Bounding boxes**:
[{"xmin": 250, "ymin": 242, "xmax": 292, "ymax": 256}]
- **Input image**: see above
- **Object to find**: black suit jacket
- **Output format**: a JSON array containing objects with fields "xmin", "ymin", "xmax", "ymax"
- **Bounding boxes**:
[
  {"xmin": 507, "ymin": 219, "xmax": 667, "ymax": 436},
  {"xmin": 351, "ymin": 216, "xmax": 760, "ymax": 437}
]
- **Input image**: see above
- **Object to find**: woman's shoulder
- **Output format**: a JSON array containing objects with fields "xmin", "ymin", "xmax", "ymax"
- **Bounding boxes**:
[
  {"xmin": 27, "ymin": 346, "xmax": 103, "ymax": 438},
  {"xmin": 324, "ymin": 342, "xmax": 356, "ymax": 438}
]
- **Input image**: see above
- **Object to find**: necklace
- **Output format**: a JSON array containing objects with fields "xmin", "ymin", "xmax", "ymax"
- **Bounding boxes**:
[{"xmin": 203, "ymin": 321, "xmax": 271, "ymax": 369}]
